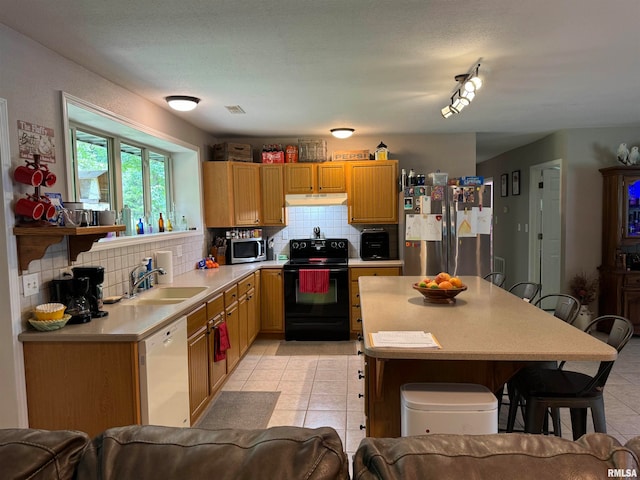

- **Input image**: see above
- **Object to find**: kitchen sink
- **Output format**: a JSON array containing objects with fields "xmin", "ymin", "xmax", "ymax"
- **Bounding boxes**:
[
  {"xmin": 122, "ymin": 286, "xmax": 209, "ymax": 306},
  {"xmin": 127, "ymin": 298, "xmax": 186, "ymax": 306},
  {"xmin": 141, "ymin": 286, "xmax": 208, "ymax": 299}
]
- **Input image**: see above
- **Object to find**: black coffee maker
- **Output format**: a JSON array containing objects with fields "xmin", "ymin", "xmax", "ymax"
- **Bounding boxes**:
[
  {"xmin": 50, "ymin": 276, "xmax": 92, "ymax": 324},
  {"xmin": 72, "ymin": 266, "xmax": 108, "ymax": 318}
]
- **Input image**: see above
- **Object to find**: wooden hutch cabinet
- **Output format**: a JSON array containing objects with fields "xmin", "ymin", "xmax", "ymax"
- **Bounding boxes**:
[{"xmin": 599, "ymin": 166, "xmax": 640, "ymax": 335}]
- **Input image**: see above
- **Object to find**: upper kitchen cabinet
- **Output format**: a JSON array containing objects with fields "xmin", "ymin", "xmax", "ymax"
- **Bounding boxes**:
[
  {"xmin": 284, "ymin": 163, "xmax": 346, "ymax": 194},
  {"xmin": 203, "ymin": 162, "xmax": 262, "ymax": 227},
  {"xmin": 261, "ymin": 164, "xmax": 286, "ymax": 226},
  {"xmin": 347, "ymin": 160, "xmax": 398, "ymax": 224}
]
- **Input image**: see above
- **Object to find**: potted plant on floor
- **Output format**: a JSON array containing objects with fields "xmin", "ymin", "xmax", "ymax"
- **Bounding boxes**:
[{"xmin": 569, "ymin": 272, "xmax": 599, "ymax": 325}]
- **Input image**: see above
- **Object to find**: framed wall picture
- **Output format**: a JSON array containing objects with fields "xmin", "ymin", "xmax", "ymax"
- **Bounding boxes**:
[
  {"xmin": 512, "ymin": 170, "xmax": 521, "ymax": 196},
  {"xmin": 501, "ymin": 173, "xmax": 508, "ymax": 197}
]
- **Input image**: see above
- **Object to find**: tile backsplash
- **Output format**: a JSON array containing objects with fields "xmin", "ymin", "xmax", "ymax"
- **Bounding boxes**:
[
  {"xmin": 19, "ymin": 234, "xmax": 205, "ymax": 315},
  {"xmin": 19, "ymin": 205, "xmax": 398, "ymax": 316},
  {"xmin": 263, "ymin": 205, "xmax": 398, "ymax": 260}
]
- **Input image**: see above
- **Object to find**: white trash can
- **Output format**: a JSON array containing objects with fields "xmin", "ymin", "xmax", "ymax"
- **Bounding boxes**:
[{"xmin": 401, "ymin": 383, "xmax": 498, "ymax": 436}]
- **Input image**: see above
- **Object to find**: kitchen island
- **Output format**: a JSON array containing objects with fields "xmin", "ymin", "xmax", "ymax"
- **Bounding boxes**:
[{"xmin": 359, "ymin": 275, "xmax": 617, "ymax": 437}]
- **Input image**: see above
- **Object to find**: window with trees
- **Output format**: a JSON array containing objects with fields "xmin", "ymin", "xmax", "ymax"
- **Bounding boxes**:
[{"xmin": 70, "ymin": 125, "xmax": 173, "ymax": 229}]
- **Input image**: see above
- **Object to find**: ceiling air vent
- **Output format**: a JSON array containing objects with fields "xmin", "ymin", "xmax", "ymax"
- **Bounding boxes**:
[{"xmin": 225, "ymin": 105, "xmax": 246, "ymax": 114}]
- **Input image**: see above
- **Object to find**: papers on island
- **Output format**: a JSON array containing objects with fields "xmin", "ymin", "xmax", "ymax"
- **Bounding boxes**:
[{"xmin": 370, "ymin": 331, "xmax": 442, "ymax": 349}]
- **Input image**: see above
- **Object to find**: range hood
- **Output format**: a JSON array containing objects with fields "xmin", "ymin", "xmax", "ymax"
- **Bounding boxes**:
[{"xmin": 285, "ymin": 193, "xmax": 348, "ymax": 206}]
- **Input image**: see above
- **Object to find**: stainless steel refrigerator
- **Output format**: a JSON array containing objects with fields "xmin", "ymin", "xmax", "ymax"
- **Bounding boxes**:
[{"xmin": 399, "ymin": 183, "xmax": 492, "ymax": 277}]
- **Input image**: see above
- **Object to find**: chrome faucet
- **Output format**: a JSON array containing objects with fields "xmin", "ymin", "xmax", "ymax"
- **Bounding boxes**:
[{"xmin": 129, "ymin": 267, "xmax": 166, "ymax": 296}]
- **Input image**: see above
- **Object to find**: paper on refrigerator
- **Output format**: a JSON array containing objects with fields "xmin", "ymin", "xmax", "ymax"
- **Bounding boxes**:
[
  {"xmin": 405, "ymin": 214, "xmax": 442, "ymax": 241},
  {"xmin": 474, "ymin": 207, "xmax": 492, "ymax": 234}
]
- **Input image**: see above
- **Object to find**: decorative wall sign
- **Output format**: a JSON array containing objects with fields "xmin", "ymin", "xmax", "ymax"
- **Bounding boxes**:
[
  {"xmin": 501, "ymin": 173, "xmax": 508, "ymax": 197},
  {"xmin": 512, "ymin": 170, "xmax": 521, "ymax": 196},
  {"xmin": 18, "ymin": 120, "xmax": 55, "ymax": 163}
]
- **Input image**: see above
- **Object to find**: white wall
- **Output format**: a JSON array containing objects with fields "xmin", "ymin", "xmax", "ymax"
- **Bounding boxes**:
[
  {"xmin": 0, "ymin": 24, "xmax": 216, "ymax": 427},
  {"xmin": 478, "ymin": 126, "xmax": 640, "ymax": 298}
]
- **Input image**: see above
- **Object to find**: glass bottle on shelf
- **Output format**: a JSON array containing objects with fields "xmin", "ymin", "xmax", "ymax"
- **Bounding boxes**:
[{"xmin": 158, "ymin": 213, "xmax": 165, "ymax": 232}]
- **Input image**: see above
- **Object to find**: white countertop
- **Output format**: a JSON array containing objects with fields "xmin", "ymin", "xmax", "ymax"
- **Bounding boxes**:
[
  {"xmin": 360, "ymin": 275, "xmax": 617, "ymax": 362},
  {"xmin": 18, "ymin": 258, "xmax": 400, "ymax": 343}
]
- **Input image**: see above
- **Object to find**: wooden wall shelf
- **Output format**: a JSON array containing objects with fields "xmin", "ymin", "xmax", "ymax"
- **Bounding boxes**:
[{"xmin": 13, "ymin": 225, "xmax": 126, "ymax": 271}]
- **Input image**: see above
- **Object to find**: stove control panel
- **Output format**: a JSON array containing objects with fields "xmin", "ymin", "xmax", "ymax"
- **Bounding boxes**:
[{"xmin": 289, "ymin": 238, "xmax": 349, "ymax": 260}]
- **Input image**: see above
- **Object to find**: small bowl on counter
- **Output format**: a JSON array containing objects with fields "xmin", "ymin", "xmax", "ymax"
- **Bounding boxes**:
[
  {"xmin": 34, "ymin": 303, "xmax": 66, "ymax": 321},
  {"xmin": 28, "ymin": 314, "xmax": 72, "ymax": 331}
]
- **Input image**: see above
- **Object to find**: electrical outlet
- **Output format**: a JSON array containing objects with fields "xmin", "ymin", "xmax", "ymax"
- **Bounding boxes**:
[
  {"xmin": 282, "ymin": 230, "xmax": 289, "ymax": 240},
  {"xmin": 22, "ymin": 273, "xmax": 39, "ymax": 297},
  {"xmin": 176, "ymin": 245, "xmax": 183, "ymax": 257}
]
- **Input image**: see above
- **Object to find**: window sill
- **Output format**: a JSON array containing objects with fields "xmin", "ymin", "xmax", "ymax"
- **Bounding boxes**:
[{"xmin": 91, "ymin": 229, "xmax": 202, "ymax": 252}]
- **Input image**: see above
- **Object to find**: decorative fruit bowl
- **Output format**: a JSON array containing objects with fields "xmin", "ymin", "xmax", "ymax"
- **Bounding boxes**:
[{"xmin": 412, "ymin": 283, "xmax": 467, "ymax": 304}]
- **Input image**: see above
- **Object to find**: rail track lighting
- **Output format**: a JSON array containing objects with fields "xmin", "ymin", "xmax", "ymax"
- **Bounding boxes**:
[{"xmin": 441, "ymin": 63, "xmax": 482, "ymax": 119}]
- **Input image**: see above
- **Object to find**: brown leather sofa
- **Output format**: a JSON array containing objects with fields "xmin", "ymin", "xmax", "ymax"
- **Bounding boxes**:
[
  {"xmin": 3, "ymin": 425, "xmax": 639, "ymax": 480},
  {"xmin": 0, "ymin": 425, "xmax": 349, "ymax": 480},
  {"xmin": 353, "ymin": 433, "xmax": 640, "ymax": 480}
]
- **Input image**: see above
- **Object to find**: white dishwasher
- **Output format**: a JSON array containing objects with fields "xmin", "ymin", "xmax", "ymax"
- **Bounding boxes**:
[{"xmin": 139, "ymin": 316, "xmax": 190, "ymax": 427}]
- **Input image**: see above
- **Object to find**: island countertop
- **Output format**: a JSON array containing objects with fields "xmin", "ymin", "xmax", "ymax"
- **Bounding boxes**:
[{"xmin": 360, "ymin": 275, "xmax": 617, "ymax": 362}]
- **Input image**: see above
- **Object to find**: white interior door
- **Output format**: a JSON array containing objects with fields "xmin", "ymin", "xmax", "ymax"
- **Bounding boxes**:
[{"xmin": 529, "ymin": 161, "xmax": 562, "ymax": 297}]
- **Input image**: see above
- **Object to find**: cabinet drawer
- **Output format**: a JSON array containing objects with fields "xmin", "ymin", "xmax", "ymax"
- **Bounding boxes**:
[
  {"xmin": 350, "ymin": 267, "xmax": 400, "ymax": 281},
  {"xmin": 187, "ymin": 304, "xmax": 207, "ymax": 337},
  {"xmin": 207, "ymin": 293, "xmax": 224, "ymax": 319},
  {"xmin": 624, "ymin": 275, "xmax": 640, "ymax": 287},
  {"xmin": 238, "ymin": 274, "xmax": 255, "ymax": 296},
  {"xmin": 224, "ymin": 284, "xmax": 238, "ymax": 306}
]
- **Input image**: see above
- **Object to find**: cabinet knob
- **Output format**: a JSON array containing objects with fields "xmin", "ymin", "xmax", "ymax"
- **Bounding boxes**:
[
  {"xmin": 358, "ymin": 373, "xmax": 365, "ymax": 380},
  {"xmin": 359, "ymin": 424, "xmax": 366, "ymax": 430},
  {"xmin": 357, "ymin": 350, "xmax": 363, "ymax": 355},
  {"xmin": 357, "ymin": 318, "xmax": 362, "ymax": 323},
  {"xmin": 358, "ymin": 393, "xmax": 364, "ymax": 398}
]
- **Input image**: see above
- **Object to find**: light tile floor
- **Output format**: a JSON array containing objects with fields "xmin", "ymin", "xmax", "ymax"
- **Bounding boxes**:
[{"xmin": 223, "ymin": 336, "xmax": 640, "ymax": 462}]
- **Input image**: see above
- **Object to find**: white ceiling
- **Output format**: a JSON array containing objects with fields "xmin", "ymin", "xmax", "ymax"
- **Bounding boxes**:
[{"xmin": 2, "ymin": 0, "xmax": 639, "ymax": 161}]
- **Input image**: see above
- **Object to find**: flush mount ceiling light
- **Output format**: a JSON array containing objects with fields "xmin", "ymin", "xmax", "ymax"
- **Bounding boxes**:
[
  {"xmin": 165, "ymin": 95, "xmax": 200, "ymax": 112},
  {"xmin": 441, "ymin": 63, "xmax": 482, "ymax": 119},
  {"xmin": 330, "ymin": 128, "xmax": 355, "ymax": 139}
]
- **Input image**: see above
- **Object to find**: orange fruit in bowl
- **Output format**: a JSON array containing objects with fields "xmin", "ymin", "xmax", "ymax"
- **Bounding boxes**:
[
  {"xmin": 438, "ymin": 281, "xmax": 454, "ymax": 290},
  {"xmin": 450, "ymin": 277, "xmax": 463, "ymax": 288},
  {"xmin": 435, "ymin": 272, "xmax": 451, "ymax": 284}
]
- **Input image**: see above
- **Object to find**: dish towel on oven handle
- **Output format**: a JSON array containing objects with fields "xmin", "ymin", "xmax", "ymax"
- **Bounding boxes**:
[
  {"xmin": 299, "ymin": 269, "xmax": 330, "ymax": 294},
  {"xmin": 214, "ymin": 322, "xmax": 231, "ymax": 362}
]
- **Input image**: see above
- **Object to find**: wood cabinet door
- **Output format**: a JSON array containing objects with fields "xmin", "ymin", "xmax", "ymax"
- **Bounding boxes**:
[
  {"xmin": 349, "ymin": 267, "xmax": 401, "ymax": 333},
  {"xmin": 202, "ymin": 162, "xmax": 234, "ymax": 227},
  {"xmin": 238, "ymin": 293, "xmax": 249, "ymax": 356},
  {"xmin": 232, "ymin": 163, "xmax": 261, "ymax": 226},
  {"xmin": 622, "ymin": 289, "xmax": 640, "ymax": 335},
  {"xmin": 23, "ymin": 342, "xmax": 139, "ymax": 438},
  {"xmin": 207, "ymin": 294, "xmax": 227, "ymax": 395},
  {"xmin": 285, "ymin": 164, "xmax": 316, "ymax": 194},
  {"xmin": 260, "ymin": 269, "xmax": 284, "ymax": 332},
  {"xmin": 261, "ymin": 164, "xmax": 286, "ymax": 225},
  {"xmin": 317, "ymin": 163, "xmax": 346, "ymax": 193},
  {"xmin": 348, "ymin": 161, "xmax": 398, "ymax": 224},
  {"xmin": 225, "ymin": 302, "xmax": 240, "ymax": 370},
  {"xmin": 247, "ymin": 288, "xmax": 258, "ymax": 344},
  {"xmin": 188, "ymin": 325, "xmax": 210, "ymax": 424}
]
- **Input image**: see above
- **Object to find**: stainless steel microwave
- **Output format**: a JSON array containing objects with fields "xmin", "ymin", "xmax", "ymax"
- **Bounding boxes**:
[{"xmin": 227, "ymin": 238, "xmax": 266, "ymax": 264}]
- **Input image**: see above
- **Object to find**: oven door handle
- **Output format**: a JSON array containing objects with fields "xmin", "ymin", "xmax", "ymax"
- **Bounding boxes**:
[{"xmin": 286, "ymin": 268, "xmax": 348, "ymax": 274}]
